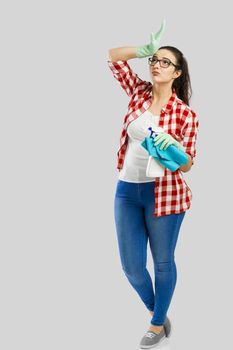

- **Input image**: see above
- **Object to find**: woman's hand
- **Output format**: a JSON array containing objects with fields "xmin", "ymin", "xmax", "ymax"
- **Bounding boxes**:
[
  {"xmin": 154, "ymin": 132, "xmax": 185, "ymax": 151},
  {"xmin": 136, "ymin": 19, "xmax": 166, "ymax": 58}
]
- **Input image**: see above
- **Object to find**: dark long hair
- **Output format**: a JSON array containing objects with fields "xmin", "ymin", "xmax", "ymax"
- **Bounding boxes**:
[{"xmin": 158, "ymin": 46, "xmax": 192, "ymax": 106}]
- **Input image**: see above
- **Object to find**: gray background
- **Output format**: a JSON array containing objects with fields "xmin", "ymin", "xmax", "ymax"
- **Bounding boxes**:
[{"xmin": 0, "ymin": 0, "xmax": 232, "ymax": 349}]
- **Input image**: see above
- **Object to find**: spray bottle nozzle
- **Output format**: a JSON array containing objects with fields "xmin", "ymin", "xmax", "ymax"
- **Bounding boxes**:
[{"xmin": 148, "ymin": 127, "xmax": 158, "ymax": 139}]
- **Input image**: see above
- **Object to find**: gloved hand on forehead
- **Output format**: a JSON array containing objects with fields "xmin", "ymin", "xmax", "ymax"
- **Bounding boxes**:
[
  {"xmin": 136, "ymin": 19, "xmax": 166, "ymax": 58},
  {"xmin": 154, "ymin": 132, "xmax": 185, "ymax": 151}
]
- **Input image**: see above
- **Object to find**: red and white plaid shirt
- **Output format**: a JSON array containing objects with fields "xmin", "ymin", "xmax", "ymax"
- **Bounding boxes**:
[{"xmin": 108, "ymin": 59, "xmax": 199, "ymax": 217}]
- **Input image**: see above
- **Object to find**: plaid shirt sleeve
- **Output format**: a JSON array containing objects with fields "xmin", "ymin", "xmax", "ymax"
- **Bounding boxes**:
[
  {"xmin": 107, "ymin": 60, "xmax": 148, "ymax": 97},
  {"xmin": 180, "ymin": 109, "xmax": 199, "ymax": 164}
]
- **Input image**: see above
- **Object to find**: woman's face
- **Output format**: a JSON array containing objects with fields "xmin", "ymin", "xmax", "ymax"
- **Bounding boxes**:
[{"xmin": 149, "ymin": 49, "xmax": 182, "ymax": 85}]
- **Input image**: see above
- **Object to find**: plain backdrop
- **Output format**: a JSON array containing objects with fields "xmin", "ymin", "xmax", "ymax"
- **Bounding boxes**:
[{"xmin": 0, "ymin": 0, "xmax": 232, "ymax": 349}]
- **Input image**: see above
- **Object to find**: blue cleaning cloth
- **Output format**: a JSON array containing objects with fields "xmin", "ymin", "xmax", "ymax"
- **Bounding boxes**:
[{"xmin": 141, "ymin": 137, "xmax": 188, "ymax": 172}]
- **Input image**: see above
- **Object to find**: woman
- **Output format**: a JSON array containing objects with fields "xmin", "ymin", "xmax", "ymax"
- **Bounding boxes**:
[{"xmin": 107, "ymin": 22, "xmax": 199, "ymax": 349}]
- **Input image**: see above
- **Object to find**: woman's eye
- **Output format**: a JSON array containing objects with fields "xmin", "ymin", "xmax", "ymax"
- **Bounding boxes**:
[{"xmin": 163, "ymin": 60, "xmax": 170, "ymax": 65}]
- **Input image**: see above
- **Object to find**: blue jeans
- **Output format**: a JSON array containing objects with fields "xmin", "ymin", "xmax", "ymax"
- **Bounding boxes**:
[{"xmin": 114, "ymin": 179, "xmax": 186, "ymax": 326}]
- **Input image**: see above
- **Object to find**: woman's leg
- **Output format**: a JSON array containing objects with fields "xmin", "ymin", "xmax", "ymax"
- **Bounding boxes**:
[
  {"xmin": 141, "ymin": 183, "xmax": 186, "ymax": 326},
  {"xmin": 114, "ymin": 180, "xmax": 155, "ymax": 311}
]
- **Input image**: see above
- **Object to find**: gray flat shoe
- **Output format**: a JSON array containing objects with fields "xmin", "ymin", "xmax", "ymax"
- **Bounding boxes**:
[
  {"xmin": 139, "ymin": 328, "xmax": 166, "ymax": 349},
  {"xmin": 139, "ymin": 316, "xmax": 172, "ymax": 349},
  {"xmin": 164, "ymin": 316, "xmax": 172, "ymax": 338}
]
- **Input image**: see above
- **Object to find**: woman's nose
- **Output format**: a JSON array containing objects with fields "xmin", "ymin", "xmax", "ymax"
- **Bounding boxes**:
[{"xmin": 154, "ymin": 61, "xmax": 160, "ymax": 67}]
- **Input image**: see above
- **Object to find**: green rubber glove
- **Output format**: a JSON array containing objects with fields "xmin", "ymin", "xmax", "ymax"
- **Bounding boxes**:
[
  {"xmin": 136, "ymin": 19, "xmax": 166, "ymax": 58},
  {"xmin": 154, "ymin": 132, "xmax": 185, "ymax": 151}
]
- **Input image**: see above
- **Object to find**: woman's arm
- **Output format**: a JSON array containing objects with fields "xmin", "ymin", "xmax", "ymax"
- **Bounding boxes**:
[
  {"xmin": 179, "ymin": 109, "xmax": 199, "ymax": 172},
  {"xmin": 107, "ymin": 47, "xmax": 149, "ymax": 97},
  {"xmin": 108, "ymin": 47, "xmax": 138, "ymax": 62}
]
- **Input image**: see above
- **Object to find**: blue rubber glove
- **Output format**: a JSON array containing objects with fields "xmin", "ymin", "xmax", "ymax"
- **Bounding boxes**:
[
  {"xmin": 136, "ymin": 19, "xmax": 166, "ymax": 58},
  {"xmin": 154, "ymin": 132, "xmax": 185, "ymax": 151}
]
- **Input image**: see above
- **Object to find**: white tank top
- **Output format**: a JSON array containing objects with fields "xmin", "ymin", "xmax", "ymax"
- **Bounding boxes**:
[{"xmin": 118, "ymin": 110, "xmax": 165, "ymax": 183}]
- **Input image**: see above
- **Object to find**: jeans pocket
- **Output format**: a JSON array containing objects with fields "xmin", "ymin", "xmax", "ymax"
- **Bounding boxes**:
[{"xmin": 115, "ymin": 180, "xmax": 128, "ymax": 198}]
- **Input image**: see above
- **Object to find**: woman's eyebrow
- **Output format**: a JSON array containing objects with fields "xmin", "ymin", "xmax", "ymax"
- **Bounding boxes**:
[{"xmin": 153, "ymin": 55, "xmax": 170, "ymax": 60}]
